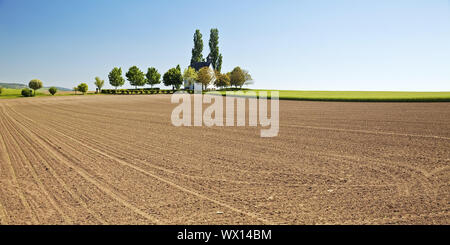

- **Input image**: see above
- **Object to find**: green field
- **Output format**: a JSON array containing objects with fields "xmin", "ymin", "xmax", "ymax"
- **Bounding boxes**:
[
  {"xmin": 0, "ymin": 88, "xmax": 94, "ymax": 99},
  {"xmin": 2, "ymin": 88, "xmax": 450, "ymax": 102},
  {"xmin": 213, "ymin": 90, "xmax": 450, "ymax": 102},
  {"xmin": 0, "ymin": 88, "xmax": 44, "ymax": 98}
]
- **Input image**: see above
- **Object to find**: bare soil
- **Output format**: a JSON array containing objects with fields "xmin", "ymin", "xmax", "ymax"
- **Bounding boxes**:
[{"xmin": 0, "ymin": 95, "xmax": 448, "ymax": 224}]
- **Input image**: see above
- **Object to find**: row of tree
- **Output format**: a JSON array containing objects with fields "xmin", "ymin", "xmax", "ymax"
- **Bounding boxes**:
[{"xmin": 105, "ymin": 64, "xmax": 252, "ymax": 91}]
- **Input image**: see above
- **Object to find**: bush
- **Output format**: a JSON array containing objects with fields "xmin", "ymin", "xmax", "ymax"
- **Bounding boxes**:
[
  {"xmin": 0, "ymin": 86, "xmax": 3, "ymax": 95},
  {"xmin": 77, "ymin": 83, "xmax": 88, "ymax": 94},
  {"xmin": 21, "ymin": 88, "xmax": 32, "ymax": 97},
  {"xmin": 48, "ymin": 87, "xmax": 57, "ymax": 95}
]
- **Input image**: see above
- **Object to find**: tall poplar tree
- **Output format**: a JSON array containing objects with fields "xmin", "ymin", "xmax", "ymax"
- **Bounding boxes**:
[
  {"xmin": 190, "ymin": 30, "xmax": 204, "ymax": 67},
  {"xmin": 207, "ymin": 28, "xmax": 223, "ymax": 71}
]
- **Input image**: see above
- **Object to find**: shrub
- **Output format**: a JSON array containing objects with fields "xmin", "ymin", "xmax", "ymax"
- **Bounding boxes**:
[
  {"xmin": 0, "ymin": 86, "xmax": 3, "ymax": 95},
  {"xmin": 48, "ymin": 87, "xmax": 58, "ymax": 95},
  {"xmin": 21, "ymin": 88, "xmax": 32, "ymax": 97}
]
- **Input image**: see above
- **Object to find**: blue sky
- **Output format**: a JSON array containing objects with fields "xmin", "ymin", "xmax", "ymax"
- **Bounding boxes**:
[{"xmin": 0, "ymin": 0, "xmax": 449, "ymax": 91}]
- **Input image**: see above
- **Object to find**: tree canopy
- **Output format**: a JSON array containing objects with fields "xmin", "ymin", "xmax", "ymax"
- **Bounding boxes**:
[
  {"xmin": 183, "ymin": 67, "xmax": 198, "ymax": 87},
  {"xmin": 77, "ymin": 83, "xmax": 88, "ymax": 94},
  {"xmin": 126, "ymin": 66, "xmax": 146, "ymax": 89},
  {"xmin": 48, "ymin": 86, "xmax": 58, "ymax": 95},
  {"xmin": 190, "ymin": 30, "xmax": 204, "ymax": 67},
  {"xmin": 214, "ymin": 72, "xmax": 230, "ymax": 88},
  {"xmin": 197, "ymin": 67, "xmax": 215, "ymax": 90},
  {"xmin": 217, "ymin": 54, "xmax": 223, "ymax": 73},
  {"xmin": 29, "ymin": 79, "xmax": 43, "ymax": 96},
  {"xmin": 108, "ymin": 67, "xmax": 125, "ymax": 89},
  {"xmin": 146, "ymin": 67, "xmax": 161, "ymax": 88},
  {"xmin": 94, "ymin": 77, "xmax": 105, "ymax": 92},
  {"xmin": 229, "ymin": 67, "xmax": 245, "ymax": 88},
  {"xmin": 207, "ymin": 28, "xmax": 223, "ymax": 72},
  {"xmin": 163, "ymin": 66, "xmax": 183, "ymax": 90}
]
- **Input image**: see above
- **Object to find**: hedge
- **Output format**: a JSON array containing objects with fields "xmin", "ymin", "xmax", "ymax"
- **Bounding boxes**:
[{"xmin": 101, "ymin": 88, "xmax": 196, "ymax": 95}]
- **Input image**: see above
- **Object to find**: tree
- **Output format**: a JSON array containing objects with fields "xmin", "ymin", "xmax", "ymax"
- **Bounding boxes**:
[
  {"xmin": 163, "ymin": 66, "xmax": 183, "ymax": 90},
  {"xmin": 190, "ymin": 29, "xmax": 204, "ymax": 67},
  {"xmin": 229, "ymin": 67, "xmax": 245, "ymax": 88},
  {"xmin": 77, "ymin": 83, "xmax": 88, "ymax": 94},
  {"xmin": 197, "ymin": 67, "xmax": 215, "ymax": 90},
  {"xmin": 216, "ymin": 54, "xmax": 223, "ymax": 73},
  {"xmin": 108, "ymin": 67, "xmax": 125, "ymax": 90},
  {"xmin": 183, "ymin": 67, "xmax": 198, "ymax": 88},
  {"xmin": 146, "ymin": 67, "xmax": 161, "ymax": 88},
  {"xmin": 48, "ymin": 87, "xmax": 58, "ymax": 95},
  {"xmin": 0, "ymin": 86, "xmax": 3, "ymax": 95},
  {"xmin": 207, "ymin": 28, "xmax": 223, "ymax": 71},
  {"xmin": 214, "ymin": 73, "xmax": 230, "ymax": 89},
  {"xmin": 243, "ymin": 69, "xmax": 253, "ymax": 87},
  {"xmin": 29, "ymin": 79, "xmax": 43, "ymax": 96},
  {"xmin": 94, "ymin": 77, "xmax": 104, "ymax": 93},
  {"xmin": 126, "ymin": 66, "xmax": 146, "ymax": 89},
  {"xmin": 73, "ymin": 86, "xmax": 78, "ymax": 95}
]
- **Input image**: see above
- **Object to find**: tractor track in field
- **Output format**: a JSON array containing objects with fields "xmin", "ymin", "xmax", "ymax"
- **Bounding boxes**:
[
  {"xmin": 0, "ymin": 104, "xmax": 107, "ymax": 224},
  {"xmin": 0, "ymin": 106, "xmax": 37, "ymax": 224},
  {"xmin": 5, "ymin": 104, "xmax": 272, "ymax": 224},
  {"xmin": 0, "ymin": 96, "xmax": 448, "ymax": 224},
  {"xmin": 284, "ymin": 124, "xmax": 450, "ymax": 141},
  {"xmin": 0, "ymin": 108, "xmax": 71, "ymax": 223},
  {"xmin": 24, "ymin": 100, "xmax": 450, "ymax": 180},
  {"xmin": 23, "ymin": 101, "xmax": 441, "ymax": 202},
  {"xmin": 1, "ymin": 105, "xmax": 162, "ymax": 224}
]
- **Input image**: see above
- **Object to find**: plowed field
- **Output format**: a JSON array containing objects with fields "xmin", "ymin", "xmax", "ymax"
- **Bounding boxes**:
[{"xmin": 0, "ymin": 95, "xmax": 448, "ymax": 224}]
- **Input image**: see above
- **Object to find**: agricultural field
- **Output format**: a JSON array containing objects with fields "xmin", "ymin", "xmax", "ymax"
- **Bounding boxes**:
[
  {"xmin": 0, "ymin": 95, "xmax": 449, "ymax": 224},
  {"xmin": 214, "ymin": 90, "xmax": 450, "ymax": 102},
  {"xmin": 0, "ymin": 88, "xmax": 93, "ymax": 99}
]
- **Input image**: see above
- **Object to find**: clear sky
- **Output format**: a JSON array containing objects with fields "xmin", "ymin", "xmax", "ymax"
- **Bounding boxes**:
[{"xmin": 0, "ymin": 0, "xmax": 449, "ymax": 91}]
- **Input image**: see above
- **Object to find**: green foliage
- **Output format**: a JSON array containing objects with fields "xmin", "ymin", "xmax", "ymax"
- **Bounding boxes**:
[
  {"xmin": 243, "ymin": 70, "xmax": 253, "ymax": 87},
  {"xmin": 183, "ymin": 67, "xmax": 198, "ymax": 87},
  {"xmin": 163, "ymin": 66, "xmax": 183, "ymax": 90},
  {"xmin": 48, "ymin": 86, "xmax": 58, "ymax": 95},
  {"xmin": 208, "ymin": 28, "xmax": 222, "ymax": 71},
  {"xmin": 126, "ymin": 66, "xmax": 146, "ymax": 89},
  {"xmin": 146, "ymin": 67, "xmax": 161, "ymax": 88},
  {"xmin": 217, "ymin": 54, "xmax": 223, "ymax": 73},
  {"xmin": 94, "ymin": 76, "xmax": 105, "ymax": 92},
  {"xmin": 197, "ymin": 67, "xmax": 214, "ymax": 90},
  {"xmin": 214, "ymin": 73, "xmax": 230, "ymax": 88},
  {"xmin": 229, "ymin": 67, "xmax": 246, "ymax": 88},
  {"xmin": 77, "ymin": 83, "xmax": 88, "ymax": 94},
  {"xmin": 29, "ymin": 79, "xmax": 43, "ymax": 96},
  {"xmin": 190, "ymin": 29, "xmax": 204, "ymax": 66},
  {"xmin": 0, "ymin": 86, "xmax": 3, "ymax": 95},
  {"xmin": 21, "ymin": 88, "xmax": 32, "ymax": 97},
  {"xmin": 108, "ymin": 67, "xmax": 125, "ymax": 89}
]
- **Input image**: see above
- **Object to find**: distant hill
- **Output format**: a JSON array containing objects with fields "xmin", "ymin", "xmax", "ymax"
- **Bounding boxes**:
[{"xmin": 0, "ymin": 82, "xmax": 71, "ymax": 91}]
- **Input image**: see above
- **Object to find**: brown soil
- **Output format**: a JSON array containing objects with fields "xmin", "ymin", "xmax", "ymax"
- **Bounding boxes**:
[{"xmin": 0, "ymin": 95, "xmax": 448, "ymax": 224}]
